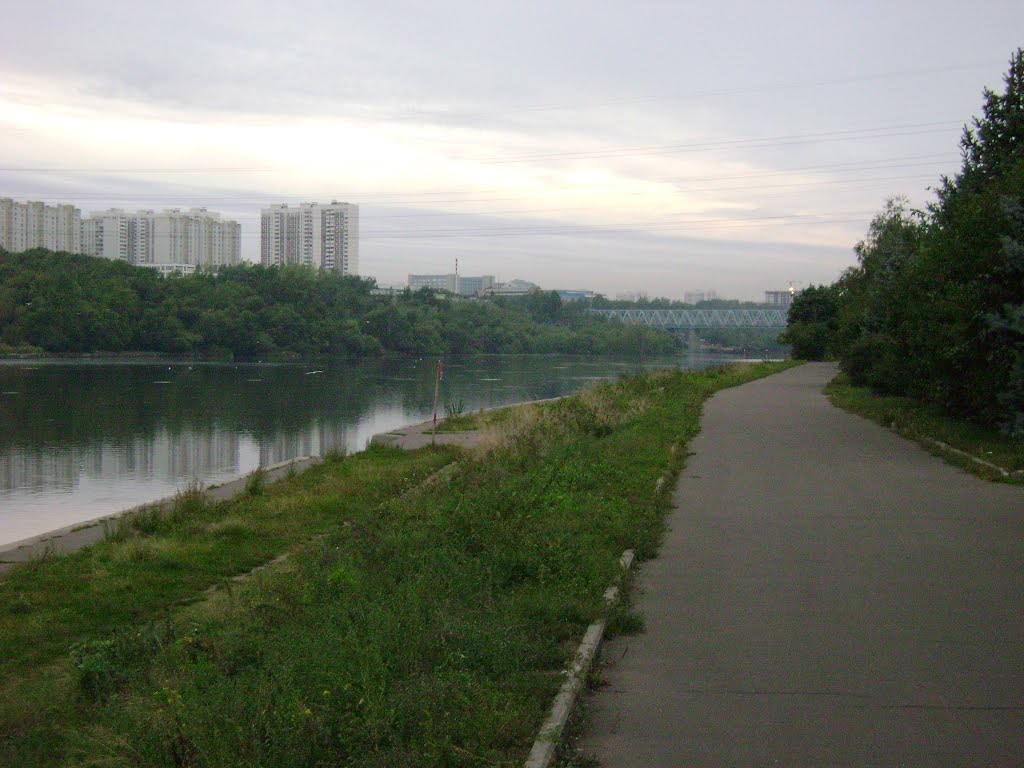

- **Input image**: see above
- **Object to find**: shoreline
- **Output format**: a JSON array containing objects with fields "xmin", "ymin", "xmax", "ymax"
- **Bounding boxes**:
[
  {"xmin": 0, "ymin": 409, "xmax": 520, "ymax": 574},
  {"xmin": 0, "ymin": 455, "xmax": 322, "ymax": 575},
  {"xmin": 0, "ymin": 393, "xmax": 569, "ymax": 570}
]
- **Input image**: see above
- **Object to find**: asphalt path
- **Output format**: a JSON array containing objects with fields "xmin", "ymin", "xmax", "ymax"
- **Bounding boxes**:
[{"xmin": 581, "ymin": 363, "xmax": 1024, "ymax": 766}]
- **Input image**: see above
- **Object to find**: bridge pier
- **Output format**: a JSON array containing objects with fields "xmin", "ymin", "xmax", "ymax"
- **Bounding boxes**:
[{"xmin": 688, "ymin": 328, "xmax": 700, "ymax": 355}]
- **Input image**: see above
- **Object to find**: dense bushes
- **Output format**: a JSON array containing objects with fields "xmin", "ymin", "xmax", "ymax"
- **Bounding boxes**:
[
  {"xmin": 784, "ymin": 50, "xmax": 1024, "ymax": 435},
  {"xmin": 0, "ymin": 251, "xmax": 680, "ymax": 359}
]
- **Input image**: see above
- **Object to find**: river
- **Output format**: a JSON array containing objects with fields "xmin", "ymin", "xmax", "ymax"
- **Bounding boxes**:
[{"xmin": 0, "ymin": 353, "xmax": 754, "ymax": 547}]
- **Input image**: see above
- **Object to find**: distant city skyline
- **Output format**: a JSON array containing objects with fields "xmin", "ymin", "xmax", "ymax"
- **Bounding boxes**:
[
  {"xmin": 2, "ymin": 1, "xmax": 1022, "ymax": 300},
  {"xmin": 1, "ymin": 196, "xmax": 241, "ymax": 271}
]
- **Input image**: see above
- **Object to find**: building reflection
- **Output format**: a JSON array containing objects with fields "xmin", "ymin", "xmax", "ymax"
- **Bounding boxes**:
[
  {"xmin": 0, "ymin": 421, "xmax": 357, "ymax": 495},
  {"xmin": 0, "ymin": 449, "xmax": 78, "ymax": 494},
  {"xmin": 1, "ymin": 428, "xmax": 239, "ymax": 493},
  {"xmin": 257, "ymin": 420, "xmax": 353, "ymax": 466}
]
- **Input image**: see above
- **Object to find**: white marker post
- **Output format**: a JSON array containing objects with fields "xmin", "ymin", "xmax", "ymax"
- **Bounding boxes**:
[{"xmin": 432, "ymin": 359, "xmax": 443, "ymax": 441}]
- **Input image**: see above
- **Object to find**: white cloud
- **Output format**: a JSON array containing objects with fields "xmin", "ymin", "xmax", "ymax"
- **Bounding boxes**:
[{"xmin": 1, "ymin": 0, "xmax": 1021, "ymax": 299}]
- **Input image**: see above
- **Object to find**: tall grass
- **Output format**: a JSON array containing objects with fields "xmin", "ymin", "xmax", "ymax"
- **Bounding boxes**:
[{"xmin": 0, "ymin": 362, "xmax": 796, "ymax": 766}]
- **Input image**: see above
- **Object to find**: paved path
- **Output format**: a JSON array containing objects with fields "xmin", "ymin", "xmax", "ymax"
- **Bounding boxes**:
[
  {"xmin": 369, "ymin": 418, "xmax": 488, "ymax": 451},
  {"xmin": 581, "ymin": 363, "xmax": 1024, "ymax": 766}
]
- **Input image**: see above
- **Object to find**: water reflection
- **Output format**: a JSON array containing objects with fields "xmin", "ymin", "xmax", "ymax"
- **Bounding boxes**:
[{"xmin": 0, "ymin": 353, "xmax": 742, "ymax": 545}]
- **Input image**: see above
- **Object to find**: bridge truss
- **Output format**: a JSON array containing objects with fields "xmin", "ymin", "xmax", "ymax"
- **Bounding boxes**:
[{"xmin": 589, "ymin": 308, "xmax": 787, "ymax": 329}]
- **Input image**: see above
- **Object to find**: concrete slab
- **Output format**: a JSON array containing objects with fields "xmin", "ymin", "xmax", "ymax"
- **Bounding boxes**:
[{"xmin": 369, "ymin": 418, "xmax": 489, "ymax": 451}]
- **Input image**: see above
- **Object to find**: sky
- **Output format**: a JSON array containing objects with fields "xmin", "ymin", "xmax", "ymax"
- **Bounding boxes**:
[{"xmin": 1, "ymin": 1, "xmax": 1022, "ymax": 301}]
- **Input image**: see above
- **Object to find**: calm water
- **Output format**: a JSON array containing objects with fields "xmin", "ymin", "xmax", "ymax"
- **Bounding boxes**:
[{"xmin": 0, "ymin": 353, "xmax": 749, "ymax": 546}]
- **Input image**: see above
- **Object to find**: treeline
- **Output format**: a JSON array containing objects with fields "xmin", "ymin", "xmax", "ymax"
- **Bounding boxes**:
[
  {"xmin": 0, "ymin": 249, "xmax": 680, "ymax": 359},
  {"xmin": 783, "ymin": 50, "xmax": 1024, "ymax": 435}
]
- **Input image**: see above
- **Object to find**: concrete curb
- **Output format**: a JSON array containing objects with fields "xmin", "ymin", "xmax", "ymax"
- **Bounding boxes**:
[
  {"xmin": 824, "ymin": 374, "xmax": 1023, "ymax": 482},
  {"xmin": 524, "ymin": 548, "xmax": 635, "ymax": 768},
  {"xmin": 926, "ymin": 439, "xmax": 1024, "ymax": 479}
]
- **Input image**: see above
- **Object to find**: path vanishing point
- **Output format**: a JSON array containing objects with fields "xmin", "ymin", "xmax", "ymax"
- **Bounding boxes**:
[{"xmin": 581, "ymin": 362, "xmax": 1024, "ymax": 766}]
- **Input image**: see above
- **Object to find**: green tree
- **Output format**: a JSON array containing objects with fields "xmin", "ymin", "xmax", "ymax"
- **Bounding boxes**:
[
  {"xmin": 779, "ymin": 284, "xmax": 841, "ymax": 361},
  {"xmin": 918, "ymin": 49, "xmax": 1024, "ymax": 427}
]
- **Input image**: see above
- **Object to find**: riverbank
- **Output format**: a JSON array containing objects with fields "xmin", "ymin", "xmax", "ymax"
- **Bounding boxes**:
[
  {"xmin": 0, "ymin": 456, "xmax": 324, "ymax": 575},
  {"xmin": 3, "ymin": 352, "xmax": 742, "ymax": 541},
  {"xmin": 0, "ymin": 361, "xmax": 797, "ymax": 766},
  {"xmin": 0, "ymin": 414, "xmax": 493, "ymax": 572}
]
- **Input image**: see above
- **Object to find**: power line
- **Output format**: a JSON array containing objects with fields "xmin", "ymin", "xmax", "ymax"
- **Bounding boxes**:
[
  {"xmin": 1, "ymin": 167, "xmax": 943, "ymax": 216},
  {"xmin": 472, "ymin": 121, "xmax": 963, "ymax": 164},
  {"xmin": 388, "ymin": 60, "xmax": 1001, "ymax": 122},
  {"xmin": 0, "ymin": 120, "xmax": 963, "ymax": 178},
  {"xmin": 0, "ymin": 167, "xmax": 276, "ymax": 173},
  {"xmin": 360, "ymin": 209, "xmax": 878, "ymax": 239}
]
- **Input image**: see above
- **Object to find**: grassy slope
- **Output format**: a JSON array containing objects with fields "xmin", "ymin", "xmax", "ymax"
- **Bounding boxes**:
[
  {"xmin": 825, "ymin": 373, "xmax": 1024, "ymax": 483},
  {"xmin": 0, "ymin": 362, "xmax": 797, "ymax": 767}
]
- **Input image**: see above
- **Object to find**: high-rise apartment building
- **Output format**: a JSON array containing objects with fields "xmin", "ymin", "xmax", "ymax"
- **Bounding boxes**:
[
  {"xmin": 260, "ymin": 201, "xmax": 359, "ymax": 274},
  {"xmin": 0, "ymin": 198, "xmax": 81, "ymax": 254},
  {"xmin": 81, "ymin": 208, "xmax": 241, "ymax": 271},
  {"xmin": 80, "ymin": 209, "xmax": 131, "ymax": 262}
]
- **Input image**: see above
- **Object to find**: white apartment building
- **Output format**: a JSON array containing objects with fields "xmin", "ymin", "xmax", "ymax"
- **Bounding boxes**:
[
  {"xmin": 81, "ymin": 209, "xmax": 131, "ymax": 262},
  {"xmin": 0, "ymin": 198, "xmax": 81, "ymax": 254},
  {"xmin": 81, "ymin": 208, "xmax": 241, "ymax": 270},
  {"xmin": 260, "ymin": 201, "xmax": 359, "ymax": 274}
]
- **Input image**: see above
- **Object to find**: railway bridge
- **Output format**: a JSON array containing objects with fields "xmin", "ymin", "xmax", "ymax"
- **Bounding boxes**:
[
  {"xmin": 589, "ymin": 308, "xmax": 788, "ymax": 353},
  {"xmin": 588, "ymin": 308, "xmax": 787, "ymax": 329}
]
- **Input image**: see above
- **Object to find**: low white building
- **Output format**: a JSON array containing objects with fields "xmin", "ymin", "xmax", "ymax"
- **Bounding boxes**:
[
  {"xmin": 0, "ymin": 197, "xmax": 81, "ymax": 254},
  {"xmin": 684, "ymin": 289, "xmax": 718, "ymax": 305},
  {"xmin": 485, "ymin": 279, "xmax": 539, "ymax": 297},
  {"xmin": 408, "ymin": 273, "xmax": 496, "ymax": 297}
]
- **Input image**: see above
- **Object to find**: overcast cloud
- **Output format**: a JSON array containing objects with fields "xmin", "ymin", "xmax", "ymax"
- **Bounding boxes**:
[{"xmin": 1, "ymin": 0, "xmax": 1022, "ymax": 299}]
